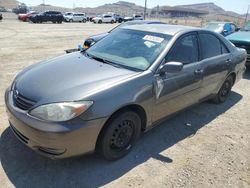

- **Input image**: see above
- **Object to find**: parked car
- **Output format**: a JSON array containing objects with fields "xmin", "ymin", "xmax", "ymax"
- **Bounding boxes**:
[
  {"xmin": 18, "ymin": 11, "xmax": 39, "ymax": 22},
  {"xmin": 0, "ymin": 13, "xmax": 2, "ymax": 21},
  {"xmin": 226, "ymin": 21, "xmax": 250, "ymax": 66},
  {"xmin": 89, "ymin": 16, "xmax": 95, "ymax": 22},
  {"xmin": 110, "ymin": 13, "xmax": 124, "ymax": 23},
  {"xmin": 64, "ymin": 12, "xmax": 87, "ymax": 23},
  {"xmin": 5, "ymin": 24, "xmax": 246, "ymax": 160},
  {"xmin": 124, "ymin": 15, "xmax": 143, "ymax": 22},
  {"xmin": 65, "ymin": 20, "xmax": 166, "ymax": 53},
  {"xmin": 204, "ymin": 21, "xmax": 240, "ymax": 36},
  {"xmin": 29, "ymin": 11, "xmax": 64, "ymax": 23},
  {"xmin": 93, "ymin": 14, "xmax": 116, "ymax": 24}
]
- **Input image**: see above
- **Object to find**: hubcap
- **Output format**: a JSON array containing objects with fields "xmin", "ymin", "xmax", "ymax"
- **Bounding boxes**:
[
  {"xmin": 110, "ymin": 120, "xmax": 134, "ymax": 151},
  {"xmin": 221, "ymin": 81, "xmax": 231, "ymax": 97}
]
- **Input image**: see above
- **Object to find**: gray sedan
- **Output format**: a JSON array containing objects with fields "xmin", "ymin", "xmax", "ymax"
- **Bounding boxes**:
[{"xmin": 5, "ymin": 24, "xmax": 246, "ymax": 160}]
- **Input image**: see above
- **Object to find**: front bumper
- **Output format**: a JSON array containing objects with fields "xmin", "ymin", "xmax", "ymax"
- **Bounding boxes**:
[{"xmin": 5, "ymin": 89, "xmax": 107, "ymax": 159}]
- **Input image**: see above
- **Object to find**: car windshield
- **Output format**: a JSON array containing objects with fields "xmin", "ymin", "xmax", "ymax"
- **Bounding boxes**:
[
  {"xmin": 241, "ymin": 21, "xmax": 250, "ymax": 31},
  {"xmin": 109, "ymin": 22, "xmax": 142, "ymax": 33},
  {"xmin": 205, "ymin": 23, "xmax": 224, "ymax": 30},
  {"xmin": 86, "ymin": 28, "xmax": 172, "ymax": 71}
]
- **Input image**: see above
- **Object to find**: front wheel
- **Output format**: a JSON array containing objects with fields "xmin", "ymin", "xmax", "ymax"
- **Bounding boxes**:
[
  {"xmin": 97, "ymin": 111, "xmax": 141, "ymax": 160},
  {"xmin": 98, "ymin": 20, "xmax": 102, "ymax": 24},
  {"xmin": 111, "ymin": 20, "xmax": 114, "ymax": 24},
  {"xmin": 213, "ymin": 75, "xmax": 234, "ymax": 104}
]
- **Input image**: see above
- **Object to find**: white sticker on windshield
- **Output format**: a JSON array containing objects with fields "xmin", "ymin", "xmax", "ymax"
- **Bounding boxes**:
[
  {"xmin": 143, "ymin": 35, "xmax": 164, "ymax": 43},
  {"xmin": 144, "ymin": 41, "xmax": 156, "ymax": 48}
]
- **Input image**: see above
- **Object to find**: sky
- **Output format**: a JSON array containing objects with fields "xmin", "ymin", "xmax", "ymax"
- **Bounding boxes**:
[{"xmin": 19, "ymin": 0, "xmax": 250, "ymax": 14}]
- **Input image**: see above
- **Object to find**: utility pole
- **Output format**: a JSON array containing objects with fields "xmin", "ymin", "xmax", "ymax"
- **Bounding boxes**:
[
  {"xmin": 42, "ymin": 0, "xmax": 45, "ymax": 12},
  {"xmin": 245, "ymin": 5, "xmax": 250, "ymax": 24},
  {"xmin": 144, "ymin": 0, "xmax": 147, "ymax": 20}
]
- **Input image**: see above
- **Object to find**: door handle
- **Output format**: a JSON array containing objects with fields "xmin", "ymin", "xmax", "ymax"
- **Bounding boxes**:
[
  {"xmin": 194, "ymin": 69, "xmax": 203, "ymax": 75},
  {"xmin": 226, "ymin": 59, "xmax": 232, "ymax": 66}
]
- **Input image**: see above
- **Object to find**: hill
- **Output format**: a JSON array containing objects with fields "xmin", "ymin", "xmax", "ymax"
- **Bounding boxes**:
[
  {"xmin": 0, "ymin": 0, "xmax": 19, "ymax": 9},
  {"xmin": 176, "ymin": 2, "xmax": 242, "ymax": 18},
  {"xmin": 75, "ymin": 1, "xmax": 145, "ymax": 16}
]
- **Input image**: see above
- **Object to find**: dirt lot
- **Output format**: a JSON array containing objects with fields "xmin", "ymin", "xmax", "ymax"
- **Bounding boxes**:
[{"xmin": 0, "ymin": 13, "xmax": 249, "ymax": 188}]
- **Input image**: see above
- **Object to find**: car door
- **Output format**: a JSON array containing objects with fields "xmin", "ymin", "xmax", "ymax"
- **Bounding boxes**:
[
  {"xmin": 43, "ymin": 12, "xmax": 49, "ymax": 22},
  {"xmin": 153, "ymin": 33, "xmax": 203, "ymax": 122},
  {"xmin": 104, "ymin": 15, "xmax": 111, "ymax": 23},
  {"xmin": 198, "ymin": 32, "xmax": 232, "ymax": 99},
  {"xmin": 47, "ymin": 11, "xmax": 54, "ymax": 22},
  {"xmin": 77, "ymin": 14, "xmax": 82, "ymax": 21}
]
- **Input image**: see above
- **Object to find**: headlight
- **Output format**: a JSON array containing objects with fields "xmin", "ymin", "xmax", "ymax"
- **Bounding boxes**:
[{"xmin": 29, "ymin": 101, "xmax": 93, "ymax": 122}]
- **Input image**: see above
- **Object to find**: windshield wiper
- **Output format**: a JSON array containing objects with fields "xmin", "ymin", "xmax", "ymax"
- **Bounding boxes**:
[{"xmin": 85, "ymin": 52, "xmax": 124, "ymax": 69}]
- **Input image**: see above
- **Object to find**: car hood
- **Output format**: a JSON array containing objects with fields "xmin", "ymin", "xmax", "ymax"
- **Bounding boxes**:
[
  {"xmin": 89, "ymin": 33, "xmax": 109, "ymax": 42},
  {"xmin": 14, "ymin": 52, "xmax": 140, "ymax": 104},
  {"xmin": 226, "ymin": 31, "xmax": 250, "ymax": 43}
]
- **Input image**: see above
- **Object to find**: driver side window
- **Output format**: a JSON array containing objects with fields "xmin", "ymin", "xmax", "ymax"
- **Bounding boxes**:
[{"xmin": 166, "ymin": 34, "xmax": 199, "ymax": 65}]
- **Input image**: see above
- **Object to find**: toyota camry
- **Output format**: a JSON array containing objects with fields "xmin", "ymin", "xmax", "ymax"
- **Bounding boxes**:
[{"xmin": 5, "ymin": 24, "xmax": 246, "ymax": 160}]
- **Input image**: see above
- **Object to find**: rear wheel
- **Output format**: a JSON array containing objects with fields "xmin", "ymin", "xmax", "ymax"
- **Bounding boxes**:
[
  {"xmin": 111, "ymin": 20, "xmax": 114, "ymax": 24},
  {"xmin": 82, "ymin": 19, "xmax": 86, "ymax": 23},
  {"xmin": 97, "ymin": 111, "xmax": 141, "ymax": 160},
  {"xmin": 213, "ymin": 75, "xmax": 234, "ymax": 104}
]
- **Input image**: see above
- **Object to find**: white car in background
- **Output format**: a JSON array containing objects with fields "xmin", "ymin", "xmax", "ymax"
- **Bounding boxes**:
[
  {"xmin": 124, "ymin": 15, "xmax": 144, "ymax": 22},
  {"xmin": 64, "ymin": 12, "xmax": 87, "ymax": 23},
  {"xmin": 93, "ymin": 14, "xmax": 116, "ymax": 24}
]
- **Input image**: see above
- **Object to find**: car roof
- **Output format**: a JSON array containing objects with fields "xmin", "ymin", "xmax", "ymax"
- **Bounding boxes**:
[
  {"xmin": 122, "ymin": 24, "xmax": 199, "ymax": 36},
  {"xmin": 124, "ymin": 20, "xmax": 165, "ymax": 24}
]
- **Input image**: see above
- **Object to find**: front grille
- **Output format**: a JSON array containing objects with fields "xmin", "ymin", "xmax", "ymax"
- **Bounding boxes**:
[{"xmin": 13, "ymin": 91, "xmax": 36, "ymax": 111}]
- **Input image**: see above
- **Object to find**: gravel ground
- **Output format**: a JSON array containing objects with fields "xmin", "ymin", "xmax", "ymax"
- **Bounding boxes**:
[{"xmin": 0, "ymin": 13, "xmax": 249, "ymax": 188}]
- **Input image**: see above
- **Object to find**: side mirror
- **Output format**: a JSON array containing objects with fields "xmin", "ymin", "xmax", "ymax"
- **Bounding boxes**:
[
  {"xmin": 159, "ymin": 62, "xmax": 183, "ymax": 74},
  {"xmin": 83, "ymin": 39, "xmax": 95, "ymax": 49}
]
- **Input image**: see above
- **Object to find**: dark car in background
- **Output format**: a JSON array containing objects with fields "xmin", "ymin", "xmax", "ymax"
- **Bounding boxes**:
[
  {"xmin": 65, "ymin": 20, "xmax": 166, "ymax": 53},
  {"xmin": 227, "ymin": 21, "xmax": 250, "ymax": 66},
  {"xmin": 29, "ymin": 11, "xmax": 64, "ymax": 23},
  {"xmin": 5, "ymin": 24, "xmax": 246, "ymax": 160},
  {"xmin": 0, "ymin": 13, "xmax": 2, "ymax": 21},
  {"xmin": 204, "ymin": 21, "xmax": 239, "ymax": 36}
]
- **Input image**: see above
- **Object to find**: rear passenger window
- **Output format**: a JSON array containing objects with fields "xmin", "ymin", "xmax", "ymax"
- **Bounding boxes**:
[
  {"xmin": 166, "ymin": 34, "xmax": 199, "ymax": 65},
  {"xmin": 199, "ymin": 33, "xmax": 222, "ymax": 59}
]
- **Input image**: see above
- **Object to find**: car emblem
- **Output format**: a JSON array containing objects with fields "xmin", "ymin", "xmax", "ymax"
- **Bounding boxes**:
[{"xmin": 14, "ymin": 90, "xmax": 19, "ymax": 98}]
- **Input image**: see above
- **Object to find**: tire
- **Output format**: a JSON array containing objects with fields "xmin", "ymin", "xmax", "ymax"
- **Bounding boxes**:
[
  {"xmin": 97, "ymin": 110, "xmax": 141, "ymax": 160},
  {"xmin": 98, "ymin": 20, "xmax": 102, "ymax": 24},
  {"xmin": 213, "ymin": 75, "xmax": 234, "ymax": 104},
  {"xmin": 69, "ymin": 19, "xmax": 73, "ymax": 23},
  {"xmin": 82, "ymin": 19, "xmax": 86, "ymax": 23},
  {"xmin": 118, "ymin": 18, "xmax": 123, "ymax": 23},
  {"xmin": 111, "ymin": 20, "xmax": 114, "ymax": 24}
]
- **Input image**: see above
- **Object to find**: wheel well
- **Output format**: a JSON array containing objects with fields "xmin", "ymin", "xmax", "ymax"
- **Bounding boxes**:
[
  {"xmin": 95, "ymin": 104, "xmax": 147, "ymax": 151},
  {"xmin": 229, "ymin": 72, "xmax": 236, "ymax": 85}
]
